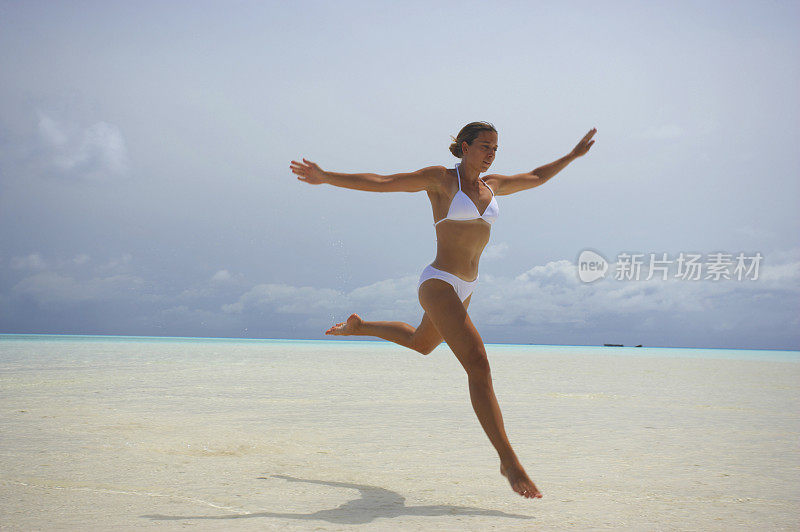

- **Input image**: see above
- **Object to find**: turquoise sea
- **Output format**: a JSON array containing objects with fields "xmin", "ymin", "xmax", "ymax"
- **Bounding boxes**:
[{"xmin": 1, "ymin": 333, "xmax": 798, "ymax": 362}]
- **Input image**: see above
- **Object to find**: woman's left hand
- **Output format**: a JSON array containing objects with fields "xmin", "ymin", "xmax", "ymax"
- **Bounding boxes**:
[{"xmin": 570, "ymin": 128, "xmax": 597, "ymax": 158}]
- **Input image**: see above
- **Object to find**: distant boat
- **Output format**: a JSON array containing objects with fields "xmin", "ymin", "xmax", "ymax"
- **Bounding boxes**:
[
  {"xmin": 635, "ymin": 344, "xmax": 643, "ymax": 347},
  {"xmin": 603, "ymin": 343, "xmax": 623, "ymax": 347}
]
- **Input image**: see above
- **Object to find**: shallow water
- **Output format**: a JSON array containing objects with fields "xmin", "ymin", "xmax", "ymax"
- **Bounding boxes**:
[{"xmin": 1, "ymin": 335, "xmax": 799, "ymax": 530}]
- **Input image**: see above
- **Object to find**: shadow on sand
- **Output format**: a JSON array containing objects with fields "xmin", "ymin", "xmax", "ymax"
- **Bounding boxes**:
[{"xmin": 143, "ymin": 474, "xmax": 535, "ymax": 525}]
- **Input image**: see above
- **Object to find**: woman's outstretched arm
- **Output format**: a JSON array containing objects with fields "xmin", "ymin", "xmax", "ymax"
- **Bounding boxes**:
[
  {"xmin": 291, "ymin": 158, "xmax": 444, "ymax": 193},
  {"xmin": 484, "ymin": 127, "xmax": 597, "ymax": 196}
]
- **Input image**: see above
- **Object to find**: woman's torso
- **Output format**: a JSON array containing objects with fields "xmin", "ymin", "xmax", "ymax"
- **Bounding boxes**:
[{"xmin": 426, "ymin": 165, "xmax": 499, "ymax": 282}]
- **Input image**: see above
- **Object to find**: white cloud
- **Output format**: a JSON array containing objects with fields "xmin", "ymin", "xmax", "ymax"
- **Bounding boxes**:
[
  {"xmin": 211, "ymin": 269, "xmax": 232, "ymax": 282},
  {"xmin": 37, "ymin": 113, "xmax": 68, "ymax": 145},
  {"xmin": 758, "ymin": 260, "xmax": 800, "ymax": 283},
  {"xmin": 37, "ymin": 111, "xmax": 129, "ymax": 180},
  {"xmin": 222, "ymin": 283, "xmax": 344, "ymax": 315},
  {"xmin": 4, "ymin": 248, "xmax": 795, "ymax": 346},
  {"xmin": 221, "ymin": 274, "xmax": 422, "ymax": 325},
  {"xmin": 10, "ymin": 253, "xmax": 47, "ymax": 271},
  {"xmin": 474, "ymin": 255, "xmax": 800, "ymax": 329},
  {"xmin": 12, "ymin": 272, "xmax": 145, "ymax": 306},
  {"xmin": 219, "ymin": 253, "xmax": 800, "ymax": 338},
  {"xmin": 482, "ymin": 242, "xmax": 509, "ymax": 260},
  {"xmin": 176, "ymin": 270, "xmax": 246, "ymax": 303},
  {"xmin": 514, "ymin": 259, "xmax": 579, "ymax": 286}
]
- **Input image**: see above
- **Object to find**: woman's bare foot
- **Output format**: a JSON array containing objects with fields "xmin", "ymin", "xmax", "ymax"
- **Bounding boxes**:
[
  {"xmin": 325, "ymin": 313, "xmax": 363, "ymax": 336},
  {"xmin": 501, "ymin": 463, "xmax": 542, "ymax": 499}
]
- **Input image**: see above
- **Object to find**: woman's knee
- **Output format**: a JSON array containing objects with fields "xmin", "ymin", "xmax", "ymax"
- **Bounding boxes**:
[
  {"xmin": 410, "ymin": 313, "xmax": 443, "ymax": 355},
  {"xmin": 417, "ymin": 343, "xmax": 437, "ymax": 356},
  {"xmin": 462, "ymin": 349, "xmax": 492, "ymax": 378},
  {"xmin": 411, "ymin": 336, "xmax": 438, "ymax": 355}
]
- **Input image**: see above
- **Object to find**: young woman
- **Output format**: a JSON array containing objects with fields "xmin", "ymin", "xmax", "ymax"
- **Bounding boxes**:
[{"xmin": 290, "ymin": 122, "xmax": 596, "ymax": 499}]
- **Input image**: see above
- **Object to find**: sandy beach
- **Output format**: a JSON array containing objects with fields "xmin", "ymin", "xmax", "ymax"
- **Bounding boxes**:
[{"xmin": 1, "ymin": 336, "xmax": 798, "ymax": 530}]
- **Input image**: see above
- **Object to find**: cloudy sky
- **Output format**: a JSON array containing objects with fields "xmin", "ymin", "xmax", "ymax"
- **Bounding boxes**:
[{"xmin": 1, "ymin": 1, "xmax": 798, "ymax": 350}]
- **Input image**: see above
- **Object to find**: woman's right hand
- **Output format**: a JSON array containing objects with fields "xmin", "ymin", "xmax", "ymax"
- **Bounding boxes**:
[{"xmin": 290, "ymin": 158, "xmax": 327, "ymax": 185}]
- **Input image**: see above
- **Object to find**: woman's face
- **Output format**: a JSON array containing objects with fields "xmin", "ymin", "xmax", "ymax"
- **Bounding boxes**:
[{"xmin": 463, "ymin": 130, "xmax": 498, "ymax": 172}]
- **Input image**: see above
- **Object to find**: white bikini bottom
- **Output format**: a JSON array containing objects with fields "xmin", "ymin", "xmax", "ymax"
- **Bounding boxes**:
[{"xmin": 417, "ymin": 264, "xmax": 478, "ymax": 302}]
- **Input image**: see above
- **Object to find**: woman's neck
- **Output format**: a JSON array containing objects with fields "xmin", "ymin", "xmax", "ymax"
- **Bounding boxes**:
[{"xmin": 457, "ymin": 161, "xmax": 481, "ymax": 187}]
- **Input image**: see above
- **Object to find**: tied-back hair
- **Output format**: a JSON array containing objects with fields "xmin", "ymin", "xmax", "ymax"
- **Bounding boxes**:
[{"xmin": 449, "ymin": 121, "xmax": 497, "ymax": 158}]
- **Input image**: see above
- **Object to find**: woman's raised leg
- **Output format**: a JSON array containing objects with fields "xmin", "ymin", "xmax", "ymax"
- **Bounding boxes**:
[
  {"xmin": 418, "ymin": 279, "xmax": 542, "ymax": 499},
  {"xmin": 325, "ymin": 295, "xmax": 471, "ymax": 355}
]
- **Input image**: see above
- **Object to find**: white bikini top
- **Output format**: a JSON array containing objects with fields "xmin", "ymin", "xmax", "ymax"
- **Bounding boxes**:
[{"xmin": 434, "ymin": 163, "xmax": 499, "ymax": 227}]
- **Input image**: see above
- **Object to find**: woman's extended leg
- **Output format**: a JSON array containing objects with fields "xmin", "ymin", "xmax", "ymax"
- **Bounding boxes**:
[
  {"xmin": 325, "ymin": 295, "xmax": 471, "ymax": 355},
  {"xmin": 418, "ymin": 279, "xmax": 542, "ymax": 499}
]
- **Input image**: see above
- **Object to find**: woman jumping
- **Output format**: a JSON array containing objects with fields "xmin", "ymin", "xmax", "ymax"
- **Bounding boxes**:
[{"xmin": 290, "ymin": 122, "xmax": 596, "ymax": 499}]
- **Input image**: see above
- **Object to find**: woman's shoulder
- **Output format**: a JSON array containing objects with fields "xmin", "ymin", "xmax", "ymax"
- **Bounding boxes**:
[
  {"xmin": 428, "ymin": 165, "xmax": 454, "ymax": 193},
  {"xmin": 432, "ymin": 165, "xmax": 450, "ymax": 178},
  {"xmin": 422, "ymin": 165, "xmax": 449, "ymax": 174}
]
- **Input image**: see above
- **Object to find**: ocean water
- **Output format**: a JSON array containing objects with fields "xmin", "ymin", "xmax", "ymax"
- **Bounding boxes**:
[
  {"xmin": 1, "ymin": 334, "xmax": 799, "ymax": 530},
  {"xmin": 2, "ymin": 333, "xmax": 798, "ymax": 362}
]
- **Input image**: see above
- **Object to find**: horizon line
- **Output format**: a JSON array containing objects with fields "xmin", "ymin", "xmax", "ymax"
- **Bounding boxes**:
[{"xmin": 0, "ymin": 332, "xmax": 797, "ymax": 354}]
